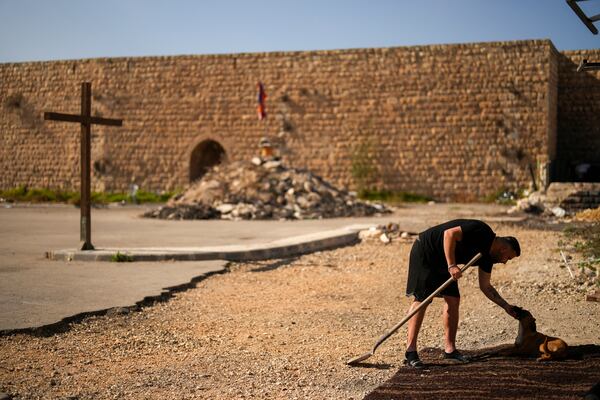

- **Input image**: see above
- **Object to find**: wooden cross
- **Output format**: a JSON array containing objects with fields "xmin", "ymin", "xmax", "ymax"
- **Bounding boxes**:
[{"xmin": 44, "ymin": 82, "xmax": 122, "ymax": 250}]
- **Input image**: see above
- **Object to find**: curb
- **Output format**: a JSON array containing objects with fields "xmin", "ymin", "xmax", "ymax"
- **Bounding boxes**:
[{"xmin": 46, "ymin": 224, "xmax": 373, "ymax": 262}]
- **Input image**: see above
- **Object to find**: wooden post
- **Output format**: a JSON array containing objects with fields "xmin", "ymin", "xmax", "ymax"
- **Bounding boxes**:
[
  {"xmin": 44, "ymin": 82, "xmax": 122, "ymax": 250},
  {"xmin": 80, "ymin": 82, "xmax": 92, "ymax": 249}
]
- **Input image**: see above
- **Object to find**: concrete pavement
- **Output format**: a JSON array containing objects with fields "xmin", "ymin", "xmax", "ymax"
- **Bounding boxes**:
[{"xmin": 1, "ymin": 259, "xmax": 226, "ymax": 332}]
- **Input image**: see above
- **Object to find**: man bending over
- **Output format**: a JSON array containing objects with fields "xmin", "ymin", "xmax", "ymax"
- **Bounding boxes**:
[{"xmin": 404, "ymin": 219, "xmax": 520, "ymax": 367}]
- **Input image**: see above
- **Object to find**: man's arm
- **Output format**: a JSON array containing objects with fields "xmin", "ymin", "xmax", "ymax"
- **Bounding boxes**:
[
  {"xmin": 444, "ymin": 226, "xmax": 463, "ymax": 279},
  {"xmin": 478, "ymin": 269, "xmax": 518, "ymax": 318}
]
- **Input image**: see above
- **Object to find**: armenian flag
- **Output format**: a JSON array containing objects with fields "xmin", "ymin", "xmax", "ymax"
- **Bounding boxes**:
[{"xmin": 257, "ymin": 81, "xmax": 267, "ymax": 120}]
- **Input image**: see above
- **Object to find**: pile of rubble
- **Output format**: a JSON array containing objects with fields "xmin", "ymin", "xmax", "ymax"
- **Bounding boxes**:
[
  {"xmin": 508, "ymin": 183, "xmax": 600, "ymax": 218},
  {"xmin": 143, "ymin": 160, "xmax": 391, "ymax": 220},
  {"xmin": 507, "ymin": 191, "xmax": 568, "ymax": 218}
]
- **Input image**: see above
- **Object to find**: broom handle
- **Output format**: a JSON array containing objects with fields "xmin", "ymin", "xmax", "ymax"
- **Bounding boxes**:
[{"xmin": 371, "ymin": 252, "xmax": 482, "ymax": 353}]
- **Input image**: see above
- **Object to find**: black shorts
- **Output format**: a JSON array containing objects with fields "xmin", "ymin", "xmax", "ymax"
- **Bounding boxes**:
[{"xmin": 405, "ymin": 238, "xmax": 460, "ymax": 302}]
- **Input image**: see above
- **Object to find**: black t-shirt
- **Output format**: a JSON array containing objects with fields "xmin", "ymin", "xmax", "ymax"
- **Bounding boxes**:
[{"xmin": 418, "ymin": 219, "xmax": 496, "ymax": 273}]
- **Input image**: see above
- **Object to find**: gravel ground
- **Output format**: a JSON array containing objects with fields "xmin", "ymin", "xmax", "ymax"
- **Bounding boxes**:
[{"xmin": 1, "ymin": 222, "xmax": 598, "ymax": 399}]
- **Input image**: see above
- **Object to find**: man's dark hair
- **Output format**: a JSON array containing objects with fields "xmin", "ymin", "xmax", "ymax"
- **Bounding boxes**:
[{"xmin": 501, "ymin": 236, "xmax": 521, "ymax": 257}]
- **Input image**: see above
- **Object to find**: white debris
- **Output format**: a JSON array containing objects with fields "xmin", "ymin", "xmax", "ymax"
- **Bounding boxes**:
[
  {"xmin": 379, "ymin": 233, "xmax": 391, "ymax": 244},
  {"xmin": 551, "ymin": 207, "xmax": 566, "ymax": 218}
]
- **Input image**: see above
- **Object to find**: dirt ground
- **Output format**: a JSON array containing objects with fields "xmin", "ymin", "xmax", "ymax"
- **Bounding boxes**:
[{"xmin": 0, "ymin": 219, "xmax": 599, "ymax": 399}]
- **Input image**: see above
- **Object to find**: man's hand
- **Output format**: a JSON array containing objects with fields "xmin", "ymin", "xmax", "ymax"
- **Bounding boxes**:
[
  {"xmin": 504, "ymin": 304, "xmax": 519, "ymax": 319},
  {"xmin": 448, "ymin": 265, "xmax": 462, "ymax": 280}
]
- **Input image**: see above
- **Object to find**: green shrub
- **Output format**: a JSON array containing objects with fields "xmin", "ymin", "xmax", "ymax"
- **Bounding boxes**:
[
  {"xmin": 1, "ymin": 186, "xmax": 28, "ymax": 198},
  {"xmin": 0, "ymin": 187, "xmax": 177, "ymax": 204},
  {"xmin": 483, "ymin": 187, "xmax": 526, "ymax": 205},
  {"xmin": 560, "ymin": 223, "xmax": 600, "ymax": 279},
  {"xmin": 351, "ymin": 141, "xmax": 376, "ymax": 192},
  {"xmin": 358, "ymin": 189, "xmax": 431, "ymax": 204},
  {"xmin": 135, "ymin": 190, "xmax": 175, "ymax": 203},
  {"xmin": 111, "ymin": 251, "xmax": 134, "ymax": 262},
  {"xmin": 103, "ymin": 192, "xmax": 129, "ymax": 203}
]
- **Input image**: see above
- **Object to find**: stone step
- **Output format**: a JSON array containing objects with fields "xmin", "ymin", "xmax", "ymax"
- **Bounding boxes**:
[{"xmin": 546, "ymin": 183, "xmax": 600, "ymax": 212}]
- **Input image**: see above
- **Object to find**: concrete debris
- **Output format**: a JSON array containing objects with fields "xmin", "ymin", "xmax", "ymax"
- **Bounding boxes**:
[
  {"xmin": 551, "ymin": 206, "xmax": 566, "ymax": 218},
  {"xmin": 358, "ymin": 223, "xmax": 417, "ymax": 244},
  {"xmin": 379, "ymin": 233, "xmax": 391, "ymax": 244},
  {"xmin": 507, "ymin": 193, "xmax": 546, "ymax": 215},
  {"xmin": 143, "ymin": 161, "xmax": 391, "ymax": 220},
  {"xmin": 509, "ymin": 183, "xmax": 600, "ymax": 217},
  {"xmin": 587, "ymin": 290, "xmax": 600, "ymax": 303},
  {"xmin": 358, "ymin": 227, "xmax": 383, "ymax": 240},
  {"xmin": 144, "ymin": 203, "xmax": 221, "ymax": 220}
]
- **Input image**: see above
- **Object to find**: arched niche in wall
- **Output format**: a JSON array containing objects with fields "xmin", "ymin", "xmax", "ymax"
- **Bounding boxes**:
[{"xmin": 189, "ymin": 139, "xmax": 226, "ymax": 182}]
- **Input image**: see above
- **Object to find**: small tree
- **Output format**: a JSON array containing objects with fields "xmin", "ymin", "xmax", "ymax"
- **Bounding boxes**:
[{"xmin": 351, "ymin": 140, "xmax": 376, "ymax": 194}]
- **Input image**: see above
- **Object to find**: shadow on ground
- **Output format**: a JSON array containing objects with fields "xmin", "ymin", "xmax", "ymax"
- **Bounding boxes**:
[{"xmin": 362, "ymin": 345, "xmax": 600, "ymax": 400}]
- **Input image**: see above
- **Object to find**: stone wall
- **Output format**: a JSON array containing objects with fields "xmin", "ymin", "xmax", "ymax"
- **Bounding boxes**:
[
  {"xmin": 0, "ymin": 40, "xmax": 566, "ymax": 201},
  {"xmin": 555, "ymin": 49, "xmax": 600, "ymax": 182}
]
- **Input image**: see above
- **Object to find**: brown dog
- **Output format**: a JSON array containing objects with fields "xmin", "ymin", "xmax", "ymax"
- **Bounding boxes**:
[{"xmin": 499, "ymin": 306, "xmax": 568, "ymax": 361}]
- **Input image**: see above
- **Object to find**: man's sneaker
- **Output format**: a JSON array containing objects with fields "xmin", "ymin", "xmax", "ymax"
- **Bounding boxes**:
[
  {"xmin": 443, "ymin": 350, "xmax": 471, "ymax": 363},
  {"xmin": 403, "ymin": 351, "xmax": 424, "ymax": 368}
]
